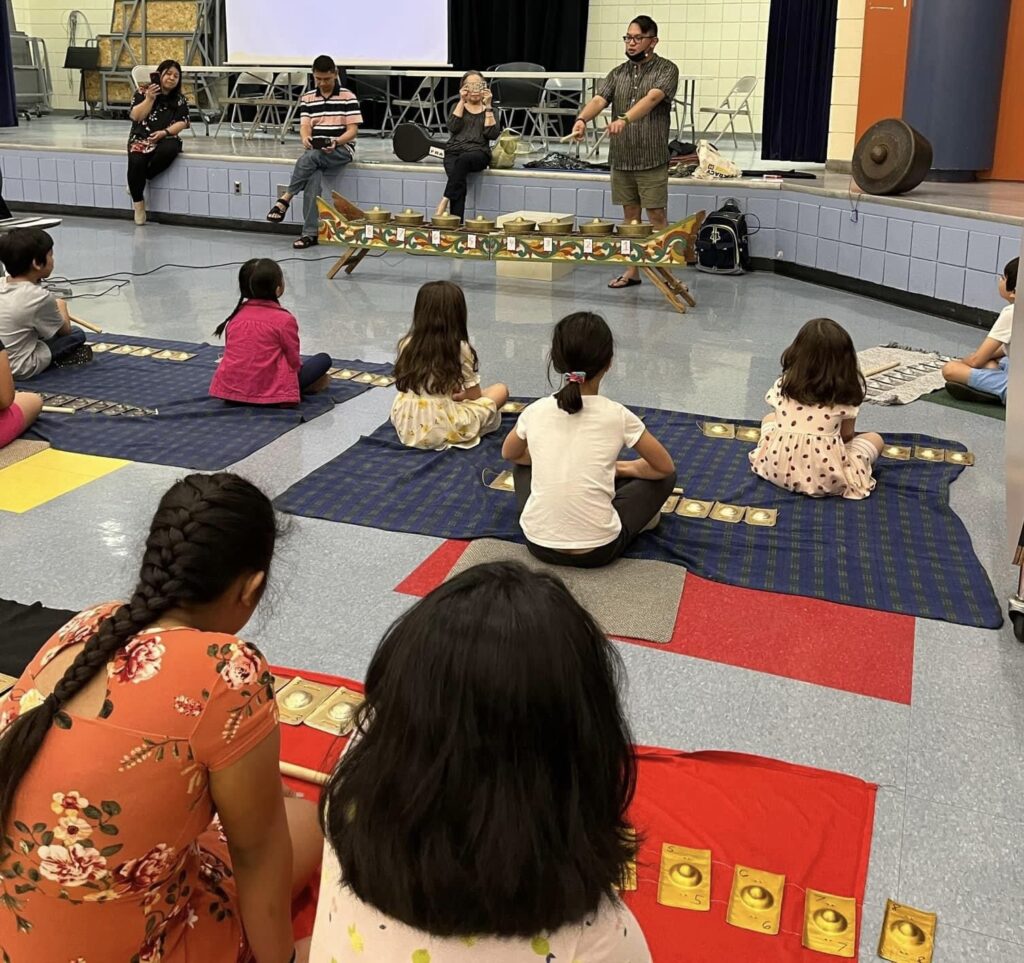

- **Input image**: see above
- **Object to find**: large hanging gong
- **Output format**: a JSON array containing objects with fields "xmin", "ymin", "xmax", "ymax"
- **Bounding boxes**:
[{"xmin": 852, "ymin": 119, "xmax": 933, "ymax": 196}]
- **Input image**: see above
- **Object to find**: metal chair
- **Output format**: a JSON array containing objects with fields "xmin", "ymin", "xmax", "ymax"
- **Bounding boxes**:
[
  {"xmin": 248, "ymin": 71, "xmax": 307, "ymax": 142},
  {"xmin": 488, "ymin": 62, "xmax": 546, "ymax": 147},
  {"xmin": 392, "ymin": 77, "xmax": 444, "ymax": 135},
  {"xmin": 534, "ymin": 77, "xmax": 583, "ymax": 150},
  {"xmin": 698, "ymin": 75, "xmax": 758, "ymax": 150},
  {"xmin": 349, "ymin": 71, "xmax": 394, "ymax": 137}
]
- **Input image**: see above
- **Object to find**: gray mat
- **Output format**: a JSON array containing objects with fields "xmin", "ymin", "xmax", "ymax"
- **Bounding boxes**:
[
  {"xmin": 0, "ymin": 438, "xmax": 50, "ymax": 470},
  {"xmin": 446, "ymin": 538, "xmax": 686, "ymax": 643}
]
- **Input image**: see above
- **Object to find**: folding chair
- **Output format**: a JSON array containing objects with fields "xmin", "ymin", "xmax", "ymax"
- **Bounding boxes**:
[
  {"xmin": 392, "ymin": 77, "xmax": 444, "ymax": 135},
  {"xmin": 249, "ymin": 71, "xmax": 307, "ymax": 143},
  {"xmin": 698, "ymin": 75, "xmax": 758, "ymax": 150},
  {"xmin": 349, "ymin": 71, "xmax": 394, "ymax": 137},
  {"xmin": 213, "ymin": 70, "xmax": 277, "ymax": 138},
  {"xmin": 534, "ymin": 77, "xmax": 584, "ymax": 151},
  {"xmin": 488, "ymin": 62, "xmax": 546, "ymax": 150}
]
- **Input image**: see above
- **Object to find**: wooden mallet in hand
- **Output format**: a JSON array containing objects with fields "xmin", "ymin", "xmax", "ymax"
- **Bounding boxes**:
[{"xmin": 69, "ymin": 314, "xmax": 102, "ymax": 334}]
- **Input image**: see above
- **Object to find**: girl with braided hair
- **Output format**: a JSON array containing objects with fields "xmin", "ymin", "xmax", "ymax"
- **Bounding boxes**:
[{"xmin": 0, "ymin": 472, "xmax": 322, "ymax": 963}]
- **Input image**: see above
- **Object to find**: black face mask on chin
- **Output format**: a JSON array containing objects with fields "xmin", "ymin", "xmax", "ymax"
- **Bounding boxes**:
[{"xmin": 627, "ymin": 48, "xmax": 650, "ymax": 63}]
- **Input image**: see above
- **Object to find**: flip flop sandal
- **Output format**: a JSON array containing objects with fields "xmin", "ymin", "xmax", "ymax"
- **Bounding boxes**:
[
  {"xmin": 608, "ymin": 275, "xmax": 641, "ymax": 289},
  {"xmin": 266, "ymin": 199, "xmax": 290, "ymax": 222},
  {"xmin": 945, "ymin": 381, "xmax": 1002, "ymax": 404},
  {"xmin": 292, "ymin": 236, "xmax": 318, "ymax": 249}
]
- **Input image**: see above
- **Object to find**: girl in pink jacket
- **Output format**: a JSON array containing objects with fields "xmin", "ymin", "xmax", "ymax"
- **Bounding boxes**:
[{"xmin": 209, "ymin": 258, "xmax": 331, "ymax": 405}]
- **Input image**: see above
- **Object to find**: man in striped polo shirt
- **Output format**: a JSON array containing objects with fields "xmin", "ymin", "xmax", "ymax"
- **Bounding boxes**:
[
  {"xmin": 267, "ymin": 54, "xmax": 363, "ymax": 248},
  {"xmin": 572, "ymin": 16, "xmax": 678, "ymax": 289}
]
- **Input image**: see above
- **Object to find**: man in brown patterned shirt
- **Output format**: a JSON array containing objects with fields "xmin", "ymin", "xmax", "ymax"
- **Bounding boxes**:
[{"xmin": 572, "ymin": 15, "xmax": 679, "ymax": 289}]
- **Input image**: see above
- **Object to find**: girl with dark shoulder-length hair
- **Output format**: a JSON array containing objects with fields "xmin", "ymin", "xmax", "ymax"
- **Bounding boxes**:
[
  {"xmin": 749, "ymin": 317, "xmax": 884, "ymax": 499},
  {"xmin": 306, "ymin": 561, "xmax": 650, "ymax": 963},
  {"xmin": 126, "ymin": 58, "xmax": 190, "ymax": 225},
  {"xmin": 0, "ymin": 473, "xmax": 322, "ymax": 962}
]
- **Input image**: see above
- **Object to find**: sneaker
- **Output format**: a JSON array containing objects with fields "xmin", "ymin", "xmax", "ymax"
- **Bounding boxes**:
[
  {"xmin": 945, "ymin": 381, "xmax": 1001, "ymax": 405},
  {"xmin": 133, "ymin": 201, "xmax": 147, "ymax": 226},
  {"xmin": 52, "ymin": 344, "xmax": 94, "ymax": 368}
]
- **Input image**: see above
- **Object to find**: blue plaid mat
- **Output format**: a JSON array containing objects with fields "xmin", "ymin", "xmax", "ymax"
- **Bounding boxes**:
[
  {"xmin": 274, "ymin": 404, "xmax": 1001, "ymax": 628},
  {"xmin": 17, "ymin": 335, "xmax": 392, "ymax": 470}
]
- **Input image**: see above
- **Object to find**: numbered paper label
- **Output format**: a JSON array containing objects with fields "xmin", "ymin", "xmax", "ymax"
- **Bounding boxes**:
[
  {"xmin": 363, "ymin": 225, "xmax": 374, "ymax": 240},
  {"xmin": 506, "ymin": 236, "xmax": 517, "ymax": 252},
  {"xmin": 396, "ymin": 227, "xmax": 406, "ymax": 243},
  {"xmin": 431, "ymin": 230, "xmax": 441, "ymax": 245},
  {"xmin": 543, "ymin": 237, "xmax": 554, "ymax": 252},
  {"xmin": 467, "ymin": 234, "xmax": 477, "ymax": 249},
  {"xmin": 620, "ymin": 239, "xmax": 632, "ymax": 256},
  {"xmin": 583, "ymin": 238, "xmax": 594, "ymax": 255}
]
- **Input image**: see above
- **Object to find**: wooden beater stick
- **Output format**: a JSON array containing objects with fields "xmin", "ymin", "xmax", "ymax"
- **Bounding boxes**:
[
  {"xmin": 862, "ymin": 361, "xmax": 901, "ymax": 378},
  {"xmin": 279, "ymin": 761, "xmax": 328, "ymax": 786},
  {"xmin": 69, "ymin": 314, "xmax": 103, "ymax": 334}
]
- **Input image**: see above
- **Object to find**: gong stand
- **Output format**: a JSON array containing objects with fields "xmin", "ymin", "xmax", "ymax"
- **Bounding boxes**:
[{"xmin": 319, "ymin": 193, "xmax": 701, "ymax": 314}]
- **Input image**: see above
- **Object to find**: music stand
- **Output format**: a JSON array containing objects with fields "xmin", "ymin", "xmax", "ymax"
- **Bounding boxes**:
[{"xmin": 64, "ymin": 46, "xmax": 100, "ymax": 120}]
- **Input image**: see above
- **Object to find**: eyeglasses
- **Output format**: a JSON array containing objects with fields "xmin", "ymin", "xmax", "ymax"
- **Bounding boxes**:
[{"xmin": 623, "ymin": 34, "xmax": 654, "ymax": 44}]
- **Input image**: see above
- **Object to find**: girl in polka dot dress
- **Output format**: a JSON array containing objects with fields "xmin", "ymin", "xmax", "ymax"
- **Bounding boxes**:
[{"xmin": 749, "ymin": 318, "xmax": 884, "ymax": 500}]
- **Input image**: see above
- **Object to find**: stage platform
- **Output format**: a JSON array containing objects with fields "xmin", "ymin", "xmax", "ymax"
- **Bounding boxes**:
[{"xmin": 2, "ymin": 117, "xmax": 1021, "ymax": 323}]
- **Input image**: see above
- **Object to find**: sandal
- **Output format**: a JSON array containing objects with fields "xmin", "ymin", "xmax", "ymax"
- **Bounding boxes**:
[
  {"xmin": 266, "ymin": 198, "xmax": 290, "ymax": 223},
  {"xmin": 608, "ymin": 275, "xmax": 641, "ymax": 289},
  {"xmin": 292, "ymin": 235, "xmax": 318, "ymax": 249},
  {"xmin": 945, "ymin": 381, "xmax": 1002, "ymax": 405}
]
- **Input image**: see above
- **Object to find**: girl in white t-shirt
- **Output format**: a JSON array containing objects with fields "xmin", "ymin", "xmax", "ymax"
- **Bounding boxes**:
[
  {"xmin": 303, "ymin": 562, "xmax": 651, "ymax": 963},
  {"xmin": 942, "ymin": 255, "xmax": 1015, "ymax": 405},
  {"xmin": 391, "ymin": 280, "xmax": 508, "ymax": 449},
  {"xmin": 501, "ymin": 311, "xmax": 676, "ymax": 568}
]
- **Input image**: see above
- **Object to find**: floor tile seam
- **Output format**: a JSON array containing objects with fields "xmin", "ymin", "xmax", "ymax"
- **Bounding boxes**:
[
  {"xmin": 939, "ymin": 920, "xmax": 1024, "ymax": 949},
  {"xmin": 903, "ymin": 788, "xmax": 1024, "ymax": 827},
  {"xmin": 908, "ymin": 701, "xmax": 1024, "ymax": 739}
]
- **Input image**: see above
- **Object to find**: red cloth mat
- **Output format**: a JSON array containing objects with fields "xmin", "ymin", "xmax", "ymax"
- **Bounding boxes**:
[
  {"xmin": 274, "ymin": 667, "xmax": 876, "ymax": 959},
  {"xmin": 395, "ymin": 540, "xmax": 916, "ymax": 704}
]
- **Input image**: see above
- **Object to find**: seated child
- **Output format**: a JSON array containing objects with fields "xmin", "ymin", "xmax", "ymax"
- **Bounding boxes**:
[
  {"xmin": 0, "ymin": 340, "xmax": 42, "ymax": 449},
  {"xmin": 209, "ymin": 258, "xmax": 332, "ymax": 405},
  {"xmin": 501, "ymin": 311, "xmax": 677, "ymax": 568},
  {"xmin": 941, "ymin": 256, "xmax": 1016, "ymax": 405},
  {"xmin": 305, "ymin": 561, "xmax": 650, "ymax": 963},
  {"xmin": 750, "ymin": 317, "xmax": 883, "ymax": 500},
  {"xmin": 0, "ymin": 228, "xmax": 90, "ymax": 378},
  {"xmin": 391, "ymin": 280, "xmax": 508, "ymax": 450}
]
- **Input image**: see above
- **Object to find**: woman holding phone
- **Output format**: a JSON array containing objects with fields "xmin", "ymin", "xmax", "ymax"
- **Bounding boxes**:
[
  {"xmin": 433, "ymin": 70, "xmax": 498, "ymax": 220},
  {"xmin": 126, "ymin": 59, "xmax": 190, "ymax": 225}
]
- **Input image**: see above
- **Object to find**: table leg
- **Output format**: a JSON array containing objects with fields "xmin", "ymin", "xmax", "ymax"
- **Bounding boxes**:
[
  {"xmin": 343, "ymin": 247, "xmax": 371, "ymax": 274},
  {"xmin": 327, "ymin": 248, "xmax": 356, "ymax": 279},
  {"xmin": 641, "ymin": 266, "xmax": 690, "ymax": 313}
]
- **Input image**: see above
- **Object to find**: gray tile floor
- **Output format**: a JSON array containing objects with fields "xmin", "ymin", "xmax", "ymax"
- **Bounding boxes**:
[{"xmin": 0, "ymin": 213, "xmax": 1018, "ymax": 961}]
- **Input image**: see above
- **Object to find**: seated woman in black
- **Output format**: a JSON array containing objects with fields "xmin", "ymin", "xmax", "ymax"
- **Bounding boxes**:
[
  {"xmin": 433, "ymin": 70, "xmax": 499, "ymax": 221},
  {"xmin": 126, "ymin": 58, "xmax": 190, "ymax": 225}
]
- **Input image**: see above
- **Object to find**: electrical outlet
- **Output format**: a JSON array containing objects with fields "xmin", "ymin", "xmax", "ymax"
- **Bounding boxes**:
[{"xmin": 233, "ymin": 181, "xmax": 242, "ymax": 194}]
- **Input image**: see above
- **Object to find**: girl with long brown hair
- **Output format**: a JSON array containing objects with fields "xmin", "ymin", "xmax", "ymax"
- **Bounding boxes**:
[
  {"xmin": 391, "ymin": 280, "xmax": 508, "ymax": 449},
  {"xmin": 749, "ymin": 317, "xmax": 884, "ymax": 499}
]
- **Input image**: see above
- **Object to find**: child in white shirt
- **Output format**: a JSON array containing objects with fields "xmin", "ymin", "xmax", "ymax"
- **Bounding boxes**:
[
  {"xmin": 942, "ymin": 256, "xmax": 1015, "ymax": 405},
  {"xmin": 501, "ymin": 311, "xmax": 676, "ymax": 568}
]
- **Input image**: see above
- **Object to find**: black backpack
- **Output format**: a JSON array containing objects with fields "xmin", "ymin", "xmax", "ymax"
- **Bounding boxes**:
[{"xmin": 696, "ymin": 198, "xmax": 757, "ymax": 274}]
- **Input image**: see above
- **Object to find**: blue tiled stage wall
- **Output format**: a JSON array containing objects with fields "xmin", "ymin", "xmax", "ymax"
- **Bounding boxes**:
[{"xmin": 2, "ymin": 148, "xmax": 1020, "ymax": 314}]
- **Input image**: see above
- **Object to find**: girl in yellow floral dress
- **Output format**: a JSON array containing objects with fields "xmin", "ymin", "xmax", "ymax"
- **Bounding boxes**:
[
  {"xmin": 390, "ymin": 280, "xmax": 509, "ymax": 450},
  {"xmin": 0, "ymin": 473, "xmax": 322, "ymax": 963}
]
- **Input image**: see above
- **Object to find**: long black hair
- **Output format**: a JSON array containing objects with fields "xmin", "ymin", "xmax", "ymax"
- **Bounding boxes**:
[
  {"xmin": 319, "ymin": 561, "xmax": 637, "ymax": 938},
  {"xmin": 779, "ymin": 317, "xmax": 866, "ymax": 407},
  {"xmin": 214, "ymin": 257, "xmax": 284, "ymax": 337},
  {"xmin": 549, "ymin": 311, "xmax": 615, "ymax": 413},
  {"xmin": 393, "ymin": 280, "xmax": 478, "ymax": 395},
  {"xmin": 0, "ymin": 473, "xmax": 278, "ymax": 832},
  {"xmin": 1004, "ymin": 256, "xmax": 1018, "ymax": 294}
]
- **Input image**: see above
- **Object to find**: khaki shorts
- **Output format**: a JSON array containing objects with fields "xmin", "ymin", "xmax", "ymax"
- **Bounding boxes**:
[{"xmin": 610, "ymin": 164, "xmax": 669, "ymax": 210}]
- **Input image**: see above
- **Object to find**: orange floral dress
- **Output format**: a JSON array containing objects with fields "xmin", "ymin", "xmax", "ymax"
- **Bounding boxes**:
[{"xmin": 0, "ymin": 603, "xmax": 279, "ymax": 963}]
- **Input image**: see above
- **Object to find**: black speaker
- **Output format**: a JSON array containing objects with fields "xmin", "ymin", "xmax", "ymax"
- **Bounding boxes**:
[{"xmin": 63, "ymin": 46, "xmax": 99, "ymax": 70}]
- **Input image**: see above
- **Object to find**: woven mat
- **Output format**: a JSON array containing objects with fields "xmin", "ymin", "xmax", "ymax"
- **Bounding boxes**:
[
  {"xmin": 0, "ymin": 438, "xmax": 50, "ymax": 470},
  {"xmin": 921, "ymin": 387, "xmax": 1006, "ymax": 421},
  {"xmin": 446, "ymin": 538, "xmax": 685, "ymax": 643},
  {"xmin": 858, "ymin": 343, "xmax": 950, "ymax": 405}
]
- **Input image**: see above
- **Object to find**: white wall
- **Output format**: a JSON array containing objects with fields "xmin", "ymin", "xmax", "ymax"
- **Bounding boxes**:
[
  {"xmin": 827, "ymin": 0, "xmax": 864, "ymax": 162},
  {"xmin": 584, "ymin": 1, "xmax": 771, "ymax": 136},
  {"xmin": 13, "ymin": 0, "xmax": 112, "ymax": 110}
]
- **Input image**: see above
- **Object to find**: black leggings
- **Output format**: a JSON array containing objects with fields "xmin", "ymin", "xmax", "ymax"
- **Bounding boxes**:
[
  {"xmin": 512, "ymin": 464, "xmax": 678, "ymax": 569},
  {"xmin": 443, "ymin": 149, "xmax": 490, "ymax": 218},
  {"xmin": 126, "ymin": 138, "xmax": 182, "ymax": 202}
]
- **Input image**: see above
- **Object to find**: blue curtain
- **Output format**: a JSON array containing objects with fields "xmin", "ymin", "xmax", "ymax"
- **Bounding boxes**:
[
  {"xmin": 1, "ymin": 0, "xmax": 17, "ymax": 128},
  {"xmin": 761, "ymin": 0, "xmax": 838, "ymax": 161}
]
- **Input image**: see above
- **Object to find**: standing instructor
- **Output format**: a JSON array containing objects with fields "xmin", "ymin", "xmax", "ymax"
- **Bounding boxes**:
[{"xmin": 572, "ymin": 16, "xmax": 678, "ymax": 290}]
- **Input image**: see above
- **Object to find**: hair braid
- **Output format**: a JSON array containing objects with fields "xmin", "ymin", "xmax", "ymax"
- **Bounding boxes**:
[{"xmin": 0, "ymin": 472, "xmax": 277, "ymax": 833}]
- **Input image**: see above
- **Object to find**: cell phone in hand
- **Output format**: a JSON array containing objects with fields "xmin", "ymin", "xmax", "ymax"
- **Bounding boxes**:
[
  {"xmin": 149, "ymin": 71, "xmax": 161, "ymax": 86},
  {"xmin": 310, "ymin": 135, "xmax": 335, "ymax": 150}
]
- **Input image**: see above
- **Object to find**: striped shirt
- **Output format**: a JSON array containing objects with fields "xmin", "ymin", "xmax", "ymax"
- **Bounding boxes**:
[
  {"xmin": 299, "ymin": 83, "xmax": 363, "ymax": 146},
  {"xmin": 596, "ymin": 55, "xmax": 679, "ymax": 171}
]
